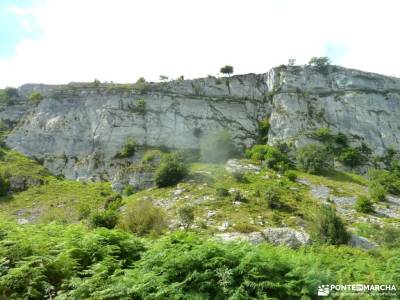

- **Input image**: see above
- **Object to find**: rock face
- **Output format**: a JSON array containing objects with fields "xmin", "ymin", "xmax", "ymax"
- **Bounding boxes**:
[{"xmin": 3, "ymin": 65, "xmax": 400, "ymax": 182}]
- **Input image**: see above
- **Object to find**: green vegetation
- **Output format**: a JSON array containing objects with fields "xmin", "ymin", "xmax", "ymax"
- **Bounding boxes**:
[
  {"xmin": 28, "ymin": 91, "xmax": 44, "ymax": 105},
  {"xmin": 115, "ymin": 138, "xmax": 137, "ymax": 159},
  {"xmin": 177, "ymin": 205, "xmax": 195, "ymax": 229},
  {"xmin": 200, "ymin": 130, "xmax": 236, "ymax": 163},
  {"xmin": 89, "ymin": 209, "xmax": 119, "ymax": 229},
  {"xmin": 220, "ymin": 65, "xmax": 234, "ymax": 77},
  {"xmin": 123, "ymin": 184, "xmax": 135, "ymax": 196},
  {"xmin": 311, "ymin": 205, "xmax": 350, "ymax": 245},
  {"xmin": 245, "ymin": 144, "xmax": 289, "ymax": 171},
  {"xmin": 154, "ymin": 153, "xmax": 188, "ymax": 187},
  {"xmin": 0, "ymin": 223, "xmax": 399, "ymax": 299},
  {"xmin": 296, "ymin": 144, "xmax": 332, "ymax": 174},
  {"xmin": 308, "ymin": 56, "xmax": 331, "ymax": 71},
  {"xmin": 264, "ymin": 185, "xmax": 282, "ymax": 209},
  {"xmin": 133, "ymin": 77, "xmax": 148, "ymax": 94},
  {"xmin": 355, "ymin": 195, "xmax": 374, "ymax": 213},
  {"xmin": 0, "ymin": 88, "xmax": 17, "ymax": 105},
  {"xmin": 119, "ymin": 199, "xmax": 167, "ymax": 236},
  {"xmin": 369, "ymin": 183, "xmax": 387, "ymax": 202},
  {"xmin": 368, "ymin": 169, "xmax": 400, "ymax": 195},
  {"xmin": 338, "ymin": 147, "xmax": 364, "ymax": 168},
  {"xmin": 258, "ymin": 118, "xmax": 270, "ymax": 143}
]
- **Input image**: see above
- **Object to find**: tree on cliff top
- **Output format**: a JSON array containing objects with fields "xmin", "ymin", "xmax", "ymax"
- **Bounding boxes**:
[
  {"xmin": 308, "ymin": 57, "xmax": 331, "ymax": 68},
  {"xmin": 220, "ymin": 65, "xmax": 234, "ymax": 77}
]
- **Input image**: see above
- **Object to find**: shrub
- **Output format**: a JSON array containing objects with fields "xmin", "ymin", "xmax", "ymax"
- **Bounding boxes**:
[
  {"xmin": 264, "ymin": 185, "xmax": 282, "ymax": 209},
  {"xmin": 104, "ymin": 194, "xmax": 123, "ymax": 210},
  {"xmin": 177, "ymin": 205, "xmax": 195, "ymax": 230},
  {"xmin": 311, "ymin": 204, "xmax": 350, "ymax": 245},
  {"xmin": 311, "ymin": 127, "xmax": 333, "ymax": 143},
  {"xmin": 154, "ymin": 153, "xmax": 188, "ymax": 187},
  {"xmin": 296, "ymin": 144, "xmax": 332, "ymax": 174},
  {"xmin": 355, "ymin": 195, "xmax": 374, "ymax": 213},
  {"xmin": 115, "ymin": 138, "xmax": 137, "ymax": 159},
  {"xmin": 123, "ymin": 185, "xmax": 135, "ymax": 196},
  {"xmin": 368, "ymin": 169, "xmax": 400, "ymax": 196},
  {"xmin": 0, "ymin": 175, "xmax": 10, "ymax": 196},
  {"xmin": 245, "ymin": 144, "xmax": 289, "ymax": 171},
  {"xmin": 119, "ymin": 199, "xmax": 167, "ymax": 235},
  {"xmin": 377, "ymin": 225, "xmax": 400, "ymax": 249},
  {"xmin": 232, "ymin": 190, "xmax": 247, "ymax": 203},
  {"xmin": 28, "ymin": 91, "xmax": 44, "ymax": 105},
  {"xmin": 136, "ymin": 99, "xmax": 146, "ymax": 113},
  {"xmin": 339, "ymin": 147, "xmax": 365, "ymax": 167},
  {"xmin": 308, "ymin": 56, "xmax": 331, "ymax": 68},
  {"xmin": 141, "ymin": 149, "xmax": 163, "ymax": 163},
  {"xmin": 134, "ymin": 77, "xmax": 148, "ymax": 94},
  {"xmin": 284, "ymin": 170, "xmax": 297, "ymax": 181},
  {"xmin": 216, "ymin": 187, "xmax": 229, "ymax": 197},
  {"xmin": 232, "ymin": 170, "xmax": 247, "ymax": 182},
  {"xmin": 200, "ymin": 130, "xmax": 236, "ymax": 163},
  {"xmin": 369, "ymin": 184, "xmax": 387, "ymax": 202},
  {"xmin": 258, "ymin": 118, "xmax": 270, "ymax": 143},
  {"xmin": 89, "ymin": 210, "xmax": 119, "ymax": 229},
  {"xmin": 233, "ymin": 223, "xmax": 258, "ymax": 233}
]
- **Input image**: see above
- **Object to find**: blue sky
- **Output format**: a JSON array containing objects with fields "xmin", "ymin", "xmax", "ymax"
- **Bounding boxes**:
[
  {"xmin": 0, "ymin": 0, "xmax": 42, "ymax": 57},
  {"xmin": 0, "ymin": 0, "xmax": 400, "ymax": 87}
]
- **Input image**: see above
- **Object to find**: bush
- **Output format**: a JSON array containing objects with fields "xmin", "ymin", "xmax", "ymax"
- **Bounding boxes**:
[
  {"xmin": 232, "ymin": 170, "xmax": 247, "ymax": 182},
  {"xmin": 296, "ymin": 144, "xmax": 332, "ymax": 174},
  {"xmin": 339, "ymin": 147, "xmax": 365, "ymax": 167},
  {"xmin": 245, "ymin": 144, "xmax": 289, "ymax": 171},
  {"xmin": 154, "ymin": 153, "xmax": 188, "ymax": 187},
  {"xmin": 200, "ymin": 130, "xmax": 236, "ymax": 163},
  {"xmin": 311, "ymin": 204, "xmax": 350, "ymax": 245},
  {"xmin": 104, "ymin": 194, "xmax": 123, "ymax": 210},
  {"xmin": 264, "ymin": 185, "xmax": 282, "ymax": 209},
  {"xmin": 123, "ymin": 185, "xmax": 135, "ymax": 196},
  {"xmin": 119, "ymin": 199, "xmax": 167, "ymax": 236},
  {"xmin": 377, "ymin": 225, "xmax": 400, "ymax": 248},
  {"xmin": 28, "ymin": 91, "xmax": 44, "ymax": 105},
  {"xmin": 177, "ymin": 205, "xmax": 195, "ymax": 229},
  {"xmin": 369, "ymin": 184, "xmax": 387, "ymax": 202},
  {"xmin": 115, "ymin": 139, "xmax": 137, "ymax": 158},
  {"xmin": 216, "ymin": 187, "xmax": 229, "ymax": 197},
  {"xmin": 233, "ymin": 222, "xmax": 258, "ymax": 233},
  {"xmin": 368, "ymin": 169, "xmax": 400, "ymax": 196},
  {"xmin": 308, "ymin": 56, "xmax": 331, "ymax": 68},
  {"xmin": 0, "ymin": 175, "xmax": 10, "ymax": 196},
  {"xmin": 311, "ymin": 127, "xmax": 333, "ymax": 143},
  {"xmin": 232, "ymin": 190, "xmax": 247, "ymax": 203},
  {"xmin": 258, "ymin": 118, "xmax": 270, "ymax": 143},
  {"xmin": 355, "ymin": 195, "xmax": 374, "ymax": 213},
  {"xmin": 284, "ymin": 170, "xmax": 297, "ymax": 181},
  {"xmin": 141, "ymin": 149, "xmax": 163, "ymax": 163},
  {"xmin": 89, "ymin": 210, "xmax": 119, "ymax": 229}
]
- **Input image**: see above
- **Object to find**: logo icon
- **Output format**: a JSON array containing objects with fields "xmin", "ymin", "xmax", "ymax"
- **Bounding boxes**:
[{"xmin": 318, "ymin": 285, "xmax": 330, "ymax": 296}]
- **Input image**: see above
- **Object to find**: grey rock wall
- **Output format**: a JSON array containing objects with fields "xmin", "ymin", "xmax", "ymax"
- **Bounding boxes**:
[{"xmin": 3, "ymin": 65, "xmax": 400, "ymax": 182}]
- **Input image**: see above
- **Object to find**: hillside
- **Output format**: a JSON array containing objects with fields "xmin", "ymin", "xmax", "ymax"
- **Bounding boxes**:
[{"xmin": 0, "ymin": 64, "xmax": 400, "ymax": 298}]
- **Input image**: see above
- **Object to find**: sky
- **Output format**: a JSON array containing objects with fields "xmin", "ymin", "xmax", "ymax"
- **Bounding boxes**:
[{"xmin": 0, "ymin": 0, "xmax": 400, "ymax": 87}]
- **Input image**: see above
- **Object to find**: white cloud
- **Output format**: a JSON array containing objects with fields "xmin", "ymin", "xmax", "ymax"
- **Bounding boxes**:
[{"xmin": 1, "ymin": 0, "xmax": 400, "ymax": 87}]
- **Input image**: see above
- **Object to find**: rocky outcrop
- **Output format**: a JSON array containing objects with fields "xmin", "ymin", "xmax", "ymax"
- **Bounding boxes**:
[
  {"xmin": 3, "ymin": 65, "xmax": 400, "ymax": 182},
  {"xmin": 216, "ymin": 227, "xmax": 310, "ymax": 248}
]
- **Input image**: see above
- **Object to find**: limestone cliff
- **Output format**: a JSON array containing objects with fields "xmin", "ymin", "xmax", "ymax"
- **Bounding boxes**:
[{"xmin": 2, "ymin": 65, "xmax": 400, "ymax": 185}]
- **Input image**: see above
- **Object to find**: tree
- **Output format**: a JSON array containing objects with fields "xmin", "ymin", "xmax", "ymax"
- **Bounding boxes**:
[
  {"xmin": 159, "ymin": 75, "xmax": 169, "ymax": 81},
  {"xmin": 308, "ymin": 57, "xmax": 331, "ymax": 68},
  {"xmin": 178, "ymin": 205, "xmax": 195, "ymax": 230},
  {"xmin": 296, "ymin": 144, "xmax": 333, "ymax": 174},
  {"xmin": 311, "ymin": 204, "xmax": 350, "ymax": 245},
  {"xmin": 154, "ymin": 153, "xmax": 188, "ymax": 187},
  {"xmin": 355, "ymin": 195, "xmax": 374, "ymax": 213},
  {"xmin": 220, "ymin": 65, "xmax": 234, "ymax": 77},
  {"xmin": 28, "ymin": 91, "xmax": 44, "ymax": 105},
  {"xmin": 288, "ymin": 58, "xmax": 296, "ymax": 66}
]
